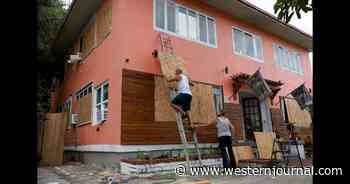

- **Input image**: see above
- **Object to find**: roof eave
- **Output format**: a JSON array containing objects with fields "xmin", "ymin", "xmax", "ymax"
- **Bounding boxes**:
[
  {"xmin": 51, "ymin": 0, "xmax": 102, "ymax": 59},
  {"xmin": 198, "ymin": 0, "xmax": 313, "ymax": 52}
]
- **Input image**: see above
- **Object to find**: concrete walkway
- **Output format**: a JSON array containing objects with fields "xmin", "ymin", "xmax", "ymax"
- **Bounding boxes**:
[{"xmin": 38, "ymin": 163, "xmax": 312, "ymax": 184}]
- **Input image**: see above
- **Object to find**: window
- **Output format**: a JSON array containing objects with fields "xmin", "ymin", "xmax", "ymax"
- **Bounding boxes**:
[
  {"xmin": 213, "ymin": 87, "xmax": 223, "ymax": 113},
  {"xmin": 208, "ymin": 18, "xmax": 216, "ymax": 45},
  {"xmin": 95, "ymin": 82, "xmax": 109, "ymax": 122},
  {"xmin": 233, "ymin": 28, "xmax": 263, "ymax": 61},
  {"xmin": 199, "ymin": 15, "xmax": 207, "ymax": 42},
  {"xmin": 76, "ymin": 83, "xmax": 93, "ymax": 100},
  {"xmin": 63, "ymin": 96, "xmax": 72, "ymax": 125},
  {"xmin": 154, "ymin": 0, "xmax": 217, "ymax": 47},
  {"xmin": 188, "ymin": 10, "xmax": 198, "ymax": 40},
  {"xmin": 273, "ymin": 44, "xmax": 304, "ymax": 75}
]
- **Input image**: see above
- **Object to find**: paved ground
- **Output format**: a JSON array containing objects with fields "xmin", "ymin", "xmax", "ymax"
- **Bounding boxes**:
[{"xmin": 38, "ymin": 162, "xmax": 312, "ymax": 184}]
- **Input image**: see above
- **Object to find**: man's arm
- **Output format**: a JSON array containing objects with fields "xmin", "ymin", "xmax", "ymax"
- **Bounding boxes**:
[
  {"xmin": 167, "ymin": 75, "xmax": 181, "ymax": 82},
  {"xmin": 228, "ymin": 120, "xmax": 235, "ymax": 137},
  {"xmin": 189, "ymin": 78, "xmax": 194, "ymax": 86}
]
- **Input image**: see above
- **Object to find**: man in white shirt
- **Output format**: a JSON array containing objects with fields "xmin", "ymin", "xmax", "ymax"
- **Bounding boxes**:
[
  {"xmin": 209, "ymin": 111, "xmax": 237, "ymax": 168},
  {"xmin": 167, "ymin": 68, "xmax": 193, "ymax": 119}
]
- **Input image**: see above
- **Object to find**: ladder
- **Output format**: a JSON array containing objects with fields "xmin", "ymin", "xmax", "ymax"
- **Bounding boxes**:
[
  {"xmin": 271, "ymin": 134, "xmax": 304, "ymax": 168},
  {"xmin": 169, "ymin": 90, "xmax": 203, "ymax": 170},
  {"xmin": 158, "ymin": 33, "xmax": 203, "ymax": 170}
]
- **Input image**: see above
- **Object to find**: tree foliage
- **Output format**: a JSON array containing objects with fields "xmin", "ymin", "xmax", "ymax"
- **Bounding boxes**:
[
  {"xmin": 274, "ymin": 0, "xmax": 312, "ymax": 23},
  {"xmin": 38, "ymin": 0, "xmax": 67, "ymax": 64},
  {"xmin": 37, "ymin": 0, "xmax": 68, "ymax": 125}
]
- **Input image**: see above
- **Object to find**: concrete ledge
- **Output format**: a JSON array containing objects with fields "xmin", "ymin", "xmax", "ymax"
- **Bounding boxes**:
[{"xmin": 64, "ymin": 144, "xmax": 219, "ymax": 153}]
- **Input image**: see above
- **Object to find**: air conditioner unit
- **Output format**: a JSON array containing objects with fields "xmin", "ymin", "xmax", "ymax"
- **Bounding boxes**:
[
  {"xmin": 71, "ymin": 114, "xmax": 79, "ymax": 124},
  {"xmin": 67, "ymin": 52, "xmax": 82, "ymax": 64}
]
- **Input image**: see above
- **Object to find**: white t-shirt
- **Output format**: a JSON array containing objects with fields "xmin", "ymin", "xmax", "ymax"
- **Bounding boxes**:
[
  {"xmin": 216, "ymin": 117, "xmax": 233, "ymax": 137},
  {"xmin": 177, "ymin": 74, "xmax": 192, "ymax": 95}
]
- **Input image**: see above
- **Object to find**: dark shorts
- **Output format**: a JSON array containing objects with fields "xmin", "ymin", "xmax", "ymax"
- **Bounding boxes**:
[{"xmin": 171, "ymin": 93, "xmax": 192, "ymax": 112}]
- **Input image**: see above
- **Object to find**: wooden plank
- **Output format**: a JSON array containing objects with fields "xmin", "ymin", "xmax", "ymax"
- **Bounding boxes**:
[
  {"xmin": 253, "ymin": 132, "xmax": 275, "ymax": 160},
  {"xmin": 121, "ymin": 69, "xmax": 217, "ymax": 145},
  {"xmin": 232, "ymin": 146, "xmax": 255, "ymax": 166},
  {"xmin": 40, "ymin": 113, "xmax": 66, "ymax": 166},
  {"xmin": 285, "ymin": 98, "xmax": 311, "ymax": 127}
]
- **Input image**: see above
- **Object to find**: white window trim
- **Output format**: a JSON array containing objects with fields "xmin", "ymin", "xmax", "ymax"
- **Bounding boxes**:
[
  {"xmin": 273, "ymin": 43, "xmax": 304, "ymax": 75},
  {"xmin": 93, "ymin": 81, "xmax": 109, "ymax": 124},
  {"xmin": 153, "ymin": 0, "xmax": 217, "ymax": 48},
  {"xmin": 75, "ymin": 81, "xmax": 94, "ymax": 100},
  {"xmin": 232, "ymin": 26, "xmax": 264, "ymax": 63},
  {"xmin": 213, "ymin": 86, "xmax": 224, "ymax": 113}
]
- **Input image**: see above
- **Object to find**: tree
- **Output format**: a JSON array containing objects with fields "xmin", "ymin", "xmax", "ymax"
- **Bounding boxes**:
[
  {"xmin": 37, "ymin": 0, "xmax": 69, "ymax": 125},
  {"xmin": 274, "ymin": 0, "xmax": 312, "ymax": 23}
]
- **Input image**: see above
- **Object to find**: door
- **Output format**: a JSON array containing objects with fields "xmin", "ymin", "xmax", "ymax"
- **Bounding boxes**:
[{"xmin": 242, "ymin": 97, "xmax": 263, "ymax": 141}]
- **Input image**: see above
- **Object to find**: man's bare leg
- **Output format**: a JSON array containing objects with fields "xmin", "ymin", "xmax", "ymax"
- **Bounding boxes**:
[{"xmin": 171, "ymin": 104, "xmax": 185, "ymax": 115}]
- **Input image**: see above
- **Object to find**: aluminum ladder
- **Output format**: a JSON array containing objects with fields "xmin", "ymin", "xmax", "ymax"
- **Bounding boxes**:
[{"xmin": 169, "ymin": 90, "xmax": 203, "ymax": 171}]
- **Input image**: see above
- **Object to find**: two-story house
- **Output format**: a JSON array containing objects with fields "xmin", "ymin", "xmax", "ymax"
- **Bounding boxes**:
[{"xmin": 51, "ymin": 0, "xmax": 312, "ymax": 166}]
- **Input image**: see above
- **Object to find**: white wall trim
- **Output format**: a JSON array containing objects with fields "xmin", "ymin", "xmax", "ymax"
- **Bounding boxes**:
[{"xmin": 64, "ymin": 143, "xmax": 219, "ymax": 153}]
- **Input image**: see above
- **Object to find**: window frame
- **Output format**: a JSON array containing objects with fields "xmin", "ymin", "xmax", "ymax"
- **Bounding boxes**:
[
  {"xmin": 273, "ymin": 43, "xmax": 304, "ymax": 75},
  {"xmin": 153, "ymin": 0, "xmax": 217, "ymax": 48},
  {"xmin": 232, "ymin": 26, "xmax": 264, "ymax": 63},
  {"xmin": 75, "ymin": 82, "xmax": 93, "ymax": 101},
  {"xmin": 94, "ymin": 81, "xmax": 109, "ymax": 123},
  {"xmin": 212, "ymin": 86, "xmax": 224, "ymax": 113},
  {"xmin": 64, "ymin": 96, "xmax": 73, "ymax": 125}
]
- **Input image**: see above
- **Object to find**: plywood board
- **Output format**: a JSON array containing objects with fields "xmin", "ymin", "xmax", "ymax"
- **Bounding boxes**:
[
  {"xmin": 154, "ymin": 76, "xmax": 216, "ymax": 125},
  {"xmin": 96, "ymin": 0, "xmax": 112, "ymax": 44},
  {"xmin": 156, "ymin": 52, "xmax": 216, "ymax": 126},
  {"xmin": 232, "ymin": 146, "xmax": 255, "ymax": 166},
  {"xmin": 158, "ymin": 52, "xmax": 188, "ymax": 80},
  {"xmin": 40, "ymin": 113, "xmax": 66, "ymax": 166},
  {"xmin": 190, "ymin": 82, "xmax": 216, "ymax": 125},
  {"xmin": 77, "ymin": 94, "xmax": 92, "ymax": 123},
  {"xmin": 82, "ymin": 21, "xmax": 96, "ymax": 57},
  {"xmin": 285, "ymin": 98, "xmax": 312, "ymax": 127},
  {"xmin": 154, "ymin": 76, "xmax": 176, "ymax": 121},
  {"xmin": 254, "ymin": 132, "xmax": 275, "ymax": 160}
]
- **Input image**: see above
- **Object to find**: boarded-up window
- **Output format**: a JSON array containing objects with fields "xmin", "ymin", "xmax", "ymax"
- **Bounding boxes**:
[
  {"xmin": 96, "ymin": 0, "xmax": 112, "ymax": 44},
  {"xmin": 76, "ymin": 83, "xmax": 93, "ymax": 123},
  {"xmin": 283, "ymin": 97, "xmax": 312, "ymax": 127},
  {"xmin": 82, "ymin": 21, "xmax": 96, "ymax": 57},
  {"xmin": 77, "ymin": 93, "xmax": 93, "ymax": 123}
]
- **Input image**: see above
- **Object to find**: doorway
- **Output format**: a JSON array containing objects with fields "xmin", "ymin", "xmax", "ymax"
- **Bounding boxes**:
[{"xmin": 242, "ymin": 97, "xmax": 263, "ymax": 141}]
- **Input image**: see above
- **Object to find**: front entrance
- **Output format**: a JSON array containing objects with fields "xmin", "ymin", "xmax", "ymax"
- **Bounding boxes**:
[{"xmin": 242, "ymin": 97, "xmax": 263, "ymax": 141}]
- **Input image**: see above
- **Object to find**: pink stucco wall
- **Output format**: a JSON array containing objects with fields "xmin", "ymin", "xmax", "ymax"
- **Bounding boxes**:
[{"xmin": 61, "ymin": 0, "xmax": 312, "ymax": 146}]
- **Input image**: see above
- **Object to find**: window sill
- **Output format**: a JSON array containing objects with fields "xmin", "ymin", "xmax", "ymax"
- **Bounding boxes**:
[
  {"xmin": 77, "ymin": 121, "xmax": 92, "ymax": 127},
  {"xmin": 154, "ymin": 27, "xmax": 217, "ymax": 49},
  {"xmin": 234, "ymin": 51, "xmax": 264, "ymax": 63},
  {"xmin": 279, "ymin": 66, "xmax": 304, "ymax": 76}
]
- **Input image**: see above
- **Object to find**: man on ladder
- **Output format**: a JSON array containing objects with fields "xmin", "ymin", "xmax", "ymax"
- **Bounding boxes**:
[{"xmin": 167, "ymin": 68, "xmax": 193, "ymax": 121}]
